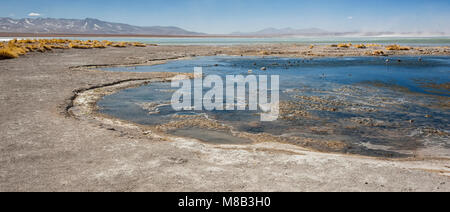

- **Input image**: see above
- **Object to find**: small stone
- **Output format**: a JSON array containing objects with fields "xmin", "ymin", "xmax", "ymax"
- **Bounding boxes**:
[
  {"xmin": 169, "ymin": 157, "xmax": 188, "ymax": 164},
  {"xmin": 261, "ymin": 67, "xmax": 267, "ymax": 71},
  {"xmin": 425, "ymin": 114, "xmax": 432, "ymax": 118},
  {"xmin": 409, "ymin": 120, "xmax": 415, "ymax": 124}
]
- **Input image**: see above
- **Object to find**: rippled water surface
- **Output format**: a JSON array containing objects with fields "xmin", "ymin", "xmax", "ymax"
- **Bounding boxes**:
[{"xmin": 98, "ymin": 56, "xmax": 450, "ymax": 158}]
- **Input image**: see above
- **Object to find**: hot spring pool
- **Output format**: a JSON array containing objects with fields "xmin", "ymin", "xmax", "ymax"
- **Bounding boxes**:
[{"xmin": 98, "ymin": 56, "xmax": 450, "ymax": 158}]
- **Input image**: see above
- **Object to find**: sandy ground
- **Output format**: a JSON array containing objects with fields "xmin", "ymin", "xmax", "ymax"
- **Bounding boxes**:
[{"xmin": 0, "ymin": 44, "xmax": 449, "ymax": 192}]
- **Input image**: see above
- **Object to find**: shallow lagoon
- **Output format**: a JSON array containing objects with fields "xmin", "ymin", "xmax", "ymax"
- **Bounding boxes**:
[{"xmin": 98, "ymin": 56, "xmax": 450, "ymax": 158}]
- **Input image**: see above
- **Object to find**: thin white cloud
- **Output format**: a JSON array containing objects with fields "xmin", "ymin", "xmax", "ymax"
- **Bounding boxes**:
[
  {"xmin": 347, "ymin": 16, "xmax": 353, "ymax": 20},
  {"xmin": 28, "ymin": 12, "xmax": 41, "ymax": 17}
]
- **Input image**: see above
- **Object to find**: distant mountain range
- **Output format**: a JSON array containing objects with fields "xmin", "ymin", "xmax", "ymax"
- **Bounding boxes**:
[
  {"xmin": 0, "ymin": 17, "xmax": 446, "ymax": 37},
  {"xmin": 0, "ymin": 17, "xmax": 204, "ymax": 35}
]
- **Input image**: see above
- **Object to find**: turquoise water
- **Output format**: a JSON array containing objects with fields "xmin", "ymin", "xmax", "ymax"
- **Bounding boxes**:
[
  {"xmin": 3, "ymin": 36, "xmax": 450, "ymax": 46},
  {"xmin": 98, "ymin": 56, "xmax": 450, "ymax": 158}
]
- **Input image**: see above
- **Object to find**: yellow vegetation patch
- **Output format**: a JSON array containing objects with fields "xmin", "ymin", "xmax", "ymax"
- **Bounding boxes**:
[
  {"xmin": 102, "ymin": 41, "xmax": 113, "ymax": 46},
  {"xmin": 366, "ymin": 44, "xmax": 381, "ymax": 47},
  {"xmin": 368, "ymin": 50, "xmax": 387, "ymax": 56},
  {"xmin": 132, "ymin": 42, "xmax": 147, "ymax": 47},
  {"xmin": 0, "ymin": 38, "xmax": 153, "ymax": 60},
  {"xmin": 260, "ymin": 50, "xmax": 270, "ymax": 55},
  {"xmin": 111, "ymin": 42, "xmax": 127, "ymax": 48},
  {"xmin": 354, "ymin": 44, "xmax": 366, "ymax": 49},
  {"xmin": 69, "ymin": 43, "xmax": 93, "ymax": 49},
  {"xmin": 42, "ymin": 45, "xmax": 52, "ymax": 51},
  {"xmin": 8, "ymin": 39, "xmax": 17, "ymax": 46},
  {"xmin": 4, "ymin": 43, "xmax": 28, "ymax": 55},
  {"xmin": 0, "ymin": 48, "xmax": 19, "ymax": 59},
  {"xmin": 25, "ymin": 44, "xmax": 39, "ymax": 51},
  {"xmin": 49, "ymin": 45, "xmax": 68, "ymax": 49},
  {"xmin": 337, "ymin": 43, "xmax": 352, "ymax": 48},
  {"xmin": 18, "ymin": 39, "xmax": 34, "ymax": 44},
  {"xmin": 93, "ymin": 44, "xmax": 107, "ymax": 48},
  {"xmin": 386, "ymin": 44, "xmax": 411, "ymax": 51}
]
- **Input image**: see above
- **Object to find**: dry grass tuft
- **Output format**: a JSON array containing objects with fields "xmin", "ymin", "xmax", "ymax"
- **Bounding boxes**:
[
  {"xmin": 337, "ymin": 43, "xmax": 352, "ymax": 48},
  {"xmin": 111, "ymin": 42, "xmax": 127, "ymax": 48},
  {"xmin": 366, "ymin": 44, "xmax": 381, "ymax": 47},
  {"xmin": 102, "ymin": 41, "xmax": 113, "ymax": 46},
  {"xmin": 132, "ymin": 42, "xmax": 147, "ymax": 47},
  {"xmin": 42, "ymin": 45, "xmax": 52, "ymax": 51},
  {"xmin": 368, "ymin": 50, "xmax": 387, "ymax": 56},
  {"xmin": 260, "ymin": 50, "xmax": 270, "ymax": 55},
  {"xmin": 0, "ymin": 48, "xmax": 19, "ymax": 59},
  {"xmin": 93, "ymin": 44, "xmax": 107, "ymax": 48},
  {"xmin": 25, "ymin": 44, "xmax": 39, "ymax": 51},
  {"xmin": 386, "ymin": 44, "xmax": 411, "ymax": 51},
  {"xmin": 49, "ymin": 45, "xmax": 68, "ymax": 49},
  {"xmin": 354, "ymin": 44, "xmax": 366, "ymax": 49},
  {"xmin": 0, "ymin": 38, "xmax": 154, "ymax": 60},
  {"xmin": 69, "ymin": 43, "xmax": 93, "ymax": 49}
]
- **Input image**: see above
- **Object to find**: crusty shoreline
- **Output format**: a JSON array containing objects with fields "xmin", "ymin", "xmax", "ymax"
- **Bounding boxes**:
[{"xmin": 0, "ymin": 44, "xmax": 449, "ymax": 191}]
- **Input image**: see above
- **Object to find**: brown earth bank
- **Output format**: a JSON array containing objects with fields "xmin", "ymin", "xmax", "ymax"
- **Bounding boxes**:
[{"xmin": 0, "ymin": 44, "xmax": 449, "ymax": 192}]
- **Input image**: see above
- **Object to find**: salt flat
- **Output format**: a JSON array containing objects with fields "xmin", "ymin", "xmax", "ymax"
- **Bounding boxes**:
[{"xmin": 0, "ymin": 44, "xmax": 448, "ymax": 191}]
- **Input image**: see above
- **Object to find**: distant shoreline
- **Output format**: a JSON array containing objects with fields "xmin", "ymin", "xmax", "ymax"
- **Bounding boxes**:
[
  {"xmin": 1, "ymin": 32, "xmax": 449, "ymax": 39},
  {"xmin": 0, "ymin": 32, "xmax": 266, "ymax": 38},
  {"xmin": 2, "ymin": 33, "xmax": 450, "ymax": 47}
]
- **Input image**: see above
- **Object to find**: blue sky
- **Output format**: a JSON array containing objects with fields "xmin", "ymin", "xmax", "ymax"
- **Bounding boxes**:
[{"xmin": 1, "ymin": 0, "xmax": 449, "ymax": 34}]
